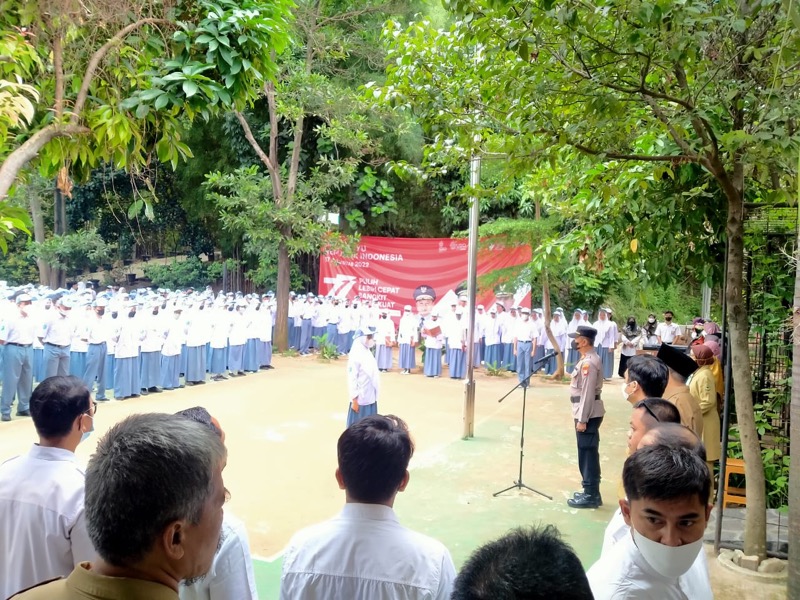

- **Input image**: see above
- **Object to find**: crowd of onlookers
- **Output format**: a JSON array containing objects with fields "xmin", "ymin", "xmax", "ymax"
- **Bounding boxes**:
[{"xmin": 0, "ymin": 364, "xmax": 718, "ymax": 599}]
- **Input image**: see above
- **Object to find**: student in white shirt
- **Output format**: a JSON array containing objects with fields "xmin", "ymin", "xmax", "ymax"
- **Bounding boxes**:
[
  {"xmin": 655, "ymin": 310, "xmax": 682, "ymax": 344},
  {"xmin": 588, "ymin": 444, "xmax": 714, "ymax": 600},
  {"xmin": 176, "ymin": 407, "xmax": 258, "ymax": 600},
  {"xmin": 281, "ymin": 415, "xmax": 456, "ymax": 600},
  {"xmin": 0, "ymin": 375, "xmax": 97, "ymax": 599}
]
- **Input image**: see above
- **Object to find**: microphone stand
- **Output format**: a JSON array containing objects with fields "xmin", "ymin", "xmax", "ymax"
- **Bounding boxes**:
[{"xmin": 493, "ymin": 351, "xmax": 556, "ymax": 500}]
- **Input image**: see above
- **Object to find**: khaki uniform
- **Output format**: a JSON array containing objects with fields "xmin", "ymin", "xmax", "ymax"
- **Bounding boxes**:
[
  {"xmin": 689, "ymin": 366, "xmax": 721, "ymax": 462},
  {"xmin": 665, "ymin": 385, "xmax": 704, "ymax": 438},
  {"xmin": 569, "ymin": 347, "xmax": 605, "ymax": 496},
  {"xmin": 569, "ymin": 349, "xmax": 605, "ymax": 423}
]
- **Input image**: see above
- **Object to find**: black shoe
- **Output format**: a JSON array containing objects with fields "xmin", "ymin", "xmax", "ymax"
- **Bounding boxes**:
[
  {"xmin": 1, "ymin": 415, "xmax": 10, "ymax": 422},
  {"xmin": 568, "ymin": 493, "xmax": 602, "ymax": 509},
  {"xmin": 260, "ymin": 366, "xmax": 270, "ymax": 370},
  {"xmin": 96, "ymin": 398, "xmax": 109, "ymax": 402},
  {"xmin": 16, "ymin": 410, "xmax": 31, "ymax": 417},
  {"xmin": 266, "ymin": 365, "xmax": 274, "ymax": 369},
  {"xmin": 148, "ymin": 387, "xmax": 162, "ymax": 393},
  {"xmin": 140, "ymin": 389, "xmax": 150, "ymax": 395},
  {"xmin": 571, "ymin": 491, "xmax": 603, "ymax": 506},
  {"xmin": 130, "ymin": 394, "xmax": 140, "ymax": 398}
]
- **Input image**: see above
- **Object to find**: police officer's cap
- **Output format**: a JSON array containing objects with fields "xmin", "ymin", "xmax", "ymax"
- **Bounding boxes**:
[
  {"xmin": 656, "ymin": 343, "xmax": 698, "ymax": 379},
  {"xmin": 413, "ymin": 285, "xmax": 436, "ymax": 301},
  {"xmin": 568, "ymin": 326, "xmax": 597, "ymax": 343}
]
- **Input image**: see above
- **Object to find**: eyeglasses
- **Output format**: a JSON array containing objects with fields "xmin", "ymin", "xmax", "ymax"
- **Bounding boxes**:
[
  {"xmin": 640, "ymin": 401, "xmax": 660, "ymax": 423},
  {"xmin": 84, "ymin": 400, "xmax": 98, "ymax": 416}
]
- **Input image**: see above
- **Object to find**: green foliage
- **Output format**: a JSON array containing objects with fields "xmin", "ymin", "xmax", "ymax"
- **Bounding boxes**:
[
  {"xmin": 142, "ymin": 256, "xmax": 219, "ymax": 289},
  {"xmin": 0, "ymin": 0, "xmax": 292, "ymax": 187},
  {"xmin": 484, "ymin": 361, "xmax": 508, "ymax": 377},
  {"xmin": 28, "ymin": 228, "xmax": 114, "ymax": 276},
  {"xmin": 313, "ymin": 333, "xmax": 339, "ymax": 361},
  {"xmin": 605, "ymin": 281, "xmax": 707, "ymax": 325},
  {"xmin": 0, "ymin": 232, "xmax": 38, "ymax": 284}
]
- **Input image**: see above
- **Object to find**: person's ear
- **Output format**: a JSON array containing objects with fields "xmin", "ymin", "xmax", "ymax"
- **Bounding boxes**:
[
  {"xmin": 620, "ymin": 499, "xmax": 632, "ymax": 526},
  {"xmin": 397, "ymin": 470, "xmax": 410, "ymax": 493},
  {"xmin": 705, "ymin": 503, "xmax": 713, "ymax": 522},
  {"xmin": 335, "ymin": 468, "xmax": 346, "ymax": 490},
  {"xmin": 162, "ymin": 521, "xmax": 186, "ymax": 560}
]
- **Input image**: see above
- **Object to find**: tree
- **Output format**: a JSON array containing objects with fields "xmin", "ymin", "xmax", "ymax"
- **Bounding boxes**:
[
  {"xmin": 378, "ymin": 0, "xmax": 800, "ymax": 559},
  {"xmin": 0, "ymin": 0, "xmax": 292, "ymax": 275},
  {"xmin": 231, "ymin": 0, "xmax": 401, "ymax": 350},
  {"xmin": 788, "ymin": 164, "xmax": 800, "ymax": 598}
]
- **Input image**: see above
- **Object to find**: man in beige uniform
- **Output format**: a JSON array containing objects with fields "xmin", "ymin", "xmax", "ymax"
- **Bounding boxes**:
[
  {"xmin": 567, "ymin": 326, "xmax": 605, "ymax": 509},
  {"xmin": 657, "ymin": 343, "xmax": 703, "ymax": 437}
]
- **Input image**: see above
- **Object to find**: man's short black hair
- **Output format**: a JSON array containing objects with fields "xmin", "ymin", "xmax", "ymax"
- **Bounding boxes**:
[
  {"xmin": 641, "ymin": 423, "xmax": 707, "ymax": 461},
  {"xmin": 634, "ymin": 397, "xmax": 681, "ymax": 426},
  {"xmin": 30, "ymin": 375, "xmax": 91, "ymax": 438},
  {"xmin": 626, "ymin": 355, "xmax": 669, "ymax": 397},
  {"xmin": 451, "ymin": 525, "xmax": 593, "ymax": 600},
  {"xmin": 337, "ymin": 414, "xmax": 414, "ymax": 504},
  {"xmin": 623, "ymin": 444, "xmax": 711, "ymax": 506}
]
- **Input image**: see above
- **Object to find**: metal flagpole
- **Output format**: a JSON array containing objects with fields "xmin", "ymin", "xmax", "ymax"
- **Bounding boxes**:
[{"xmin": 463, "ymin": 153, "xmax": 481, "ymax": 439}]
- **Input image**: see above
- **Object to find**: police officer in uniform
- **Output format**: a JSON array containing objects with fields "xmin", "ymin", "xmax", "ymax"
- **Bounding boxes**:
[{"xmin": 566, "ymin": 325, "xmax": 605, "ymax": 508}]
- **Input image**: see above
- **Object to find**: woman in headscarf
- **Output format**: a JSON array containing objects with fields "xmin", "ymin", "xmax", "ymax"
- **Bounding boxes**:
[
  {"xmin": 689, "ymin": 344, "xmax": 721, "ymax": 493},
  {"xmin": 689, "ymin": 317, "xmax": 706, "ymax": 348},
  {"xmin": 346, "ymin": 327, "xmax": 381, "ymax": 427},
  {"xmin": 703, "ymin": 321, "xmax": 722, "ymax": 345},
  {"xmin": 642, "ymin": 313, "xmax": 659, "ymax": 346},
  {"xmin": 618, "ymin": 315, "xmax": 642, "ymax": 377}
]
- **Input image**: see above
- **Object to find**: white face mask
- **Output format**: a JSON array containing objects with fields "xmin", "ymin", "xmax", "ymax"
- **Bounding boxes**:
[
  {"xmin": 632, "ymin": 528, "xmax": 703, "ymax": 579},
  {"xmin": 363, "ymin": 337, "xmax": 375, "ymax": 349},
  {"xmin": 621, "ymin": 381, "xmax": 633, "ymax": 402},
  {"xmin": 648, "ymin": 317, "xmax": 656, "ymax": 324}
]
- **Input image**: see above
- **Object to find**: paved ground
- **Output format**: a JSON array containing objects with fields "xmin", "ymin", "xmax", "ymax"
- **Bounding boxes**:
[{"xmin": 0, "ymin": 352, "xmax": 787, "ymax": 598}]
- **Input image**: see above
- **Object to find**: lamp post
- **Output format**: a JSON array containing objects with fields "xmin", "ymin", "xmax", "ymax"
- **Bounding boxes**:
[{"xmin": 462, "ymin": 152, "xmax": 481, "ymax": 438}]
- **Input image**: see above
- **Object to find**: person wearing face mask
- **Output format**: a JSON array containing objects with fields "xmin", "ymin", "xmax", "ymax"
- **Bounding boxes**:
[
  {"xmin": 688, "ymin": 344, "xmax": 721, "ymax": 495},
  {"xmin": 161, "ymin": 306, "xmax": 187, "ymax": 390},
  {"xmin": 421, "ymin": 311, "xmax": 445, "ymax": 378},
  {"xmin": 113, "ymin": 301, "xmax": 145, "ymax": 400},
  {"xmin": 621, "ymin": 355, "xmax": 668, "ymax": 406},
  {"xmin": 642, "ymin": 314, "xmax": 659, "ymax": 346},
  {"xmin": 375, "ymin": 310, "xmax": 396, "ymax": 373},
  {"xmin": 1, "ymin": 293, "xmax": 37, "ymax": 421},
  {"xmin": 618, "ymin": 316, "xmax": 642, "ymax": 378},
  {"xmin": 139, "ymin": 301, "xmax": 166, "ymax": 394},
  {"xmin": 397, "ymin": 305, "xmax": 418, "ymax": 375},
  {"xmin": 0, "ymin": 376, "xmax": 97, "ymax": 599},
  {"xmin": 566, "ymin": 325, "xmax": 605, "ymax": 508},
  {"xmin": 347, "ymin": 327, "xmax": 381, "ymax": 427},
  {"xmin": 565, "ymin": 309, "xmax": 583, "ymax": 370},
  {"xmin": 513, "ymin": 307, "xmax": 536, "ymax": 388},
  {"xmin": 689, "ymin": 317, "xmax": 706, "ymax": 348},
  {"xmin": 41, "ymin": 296, "xmax": 77, "ymax": 378},
  {"xmin": 81, "ymin": 298, "xmax": 111, "ymax": 401},
  {"xmin": 588, "ymin": 444, "xmax": 713, "ymax": 600},
  {"xmin": 483, "ymin": 307, "xmax": 502, "ymax": 370},
  {"xmin": 227, "ymin": 301, "xmax": 249, "ymax": 377},
  {"xmin": 655, "ymin": 310, "xmax": 681, "ymax": 345}
]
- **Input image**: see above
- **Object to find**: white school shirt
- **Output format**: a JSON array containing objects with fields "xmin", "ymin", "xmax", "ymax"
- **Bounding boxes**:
[
  {"xmin": 280, "ymin": 503, "xmax": 456, "ymax": 600},
  {"xmin": 3, "ymin": 311, "xmax": 39, "ymax": 345},
  {"xmin": 0, "ymin": 445, "xmax": 95, "ymax": 600},
  {"xmin": 42, "ymin": 312, "xmax": 76, "ymax": 346},
  {"xmin": 180, "ymin": 512, "xmax": 258, "ymax": 600},
  {"xmin": 656, "ymin": 322, "xmax": 682, "ymax": 344},
  {"xmin": 587, "ymin": 531, "xmax": 712, "ymax": 600}
]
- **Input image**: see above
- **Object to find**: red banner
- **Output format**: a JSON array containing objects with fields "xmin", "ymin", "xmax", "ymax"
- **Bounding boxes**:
[{"xmin": 319, "ymin": 237, "xmax": 531, "ymax": 319}]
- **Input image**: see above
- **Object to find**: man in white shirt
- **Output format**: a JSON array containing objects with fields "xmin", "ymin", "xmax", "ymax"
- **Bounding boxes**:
[
  {"xmin": 41, "ymin": 296, "xmax": 76, "ymax": 378},
  {"xmin": 513, "ymin": 307, "xmax": 537, "ymax": 388},
  {"xmin": 176, "ymin": 407, "xmax": 258, "ymax": 600},
  {"xmin": 0, "ymin": 375, "xmax": 97, "ymax": 599},
  {"xmin": 655, "ymin": 310, "xmax": 682, "ymax": 344},
  {"xmin": 587, "ymin": 444, "xmax": 713, "ymax": 600},
  {"xmin": 1, "ymin": 293, "xmax": 38, "ymax": 420},
  {"xmin": 281, "ymin": 415, "xmax": 456, "ymax": 600}
]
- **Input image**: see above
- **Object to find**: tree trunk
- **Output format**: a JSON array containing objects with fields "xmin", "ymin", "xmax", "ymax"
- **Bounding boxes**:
[
  {"xmin": 541, "ymin": 270, "xmax": 564, "ymax": 378},
  {"xmin": 725, "ymin": 186, "xmax": 767, "ymax": 559},
  {"xmin": 0, "ymin": 124, "xmax": 88, "ymax": 202},
  {"xmin": 274, "ymin": 236, "xmax": 291, "ymax": 351},
  {"xmin": 787, "ymin": 204, "xmax": 800, "ymax": 595},
  {"xmin": 28, "ymin": 189, "xmax": 50, "ymax": 285}
]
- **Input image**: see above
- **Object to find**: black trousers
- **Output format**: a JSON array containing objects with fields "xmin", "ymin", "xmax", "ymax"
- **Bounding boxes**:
[
  {"xmin": 575, "ymin": 416, "xmax": 604, "ymax": 493},
  {"xmin": 618, "ymin": 353, "xmax": 630, "ymax": 378}
]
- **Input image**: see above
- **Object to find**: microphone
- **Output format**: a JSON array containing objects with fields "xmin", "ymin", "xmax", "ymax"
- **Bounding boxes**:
[{"xmin": 533, "ymin": 351, "xmax": 557, "ymax": 366}]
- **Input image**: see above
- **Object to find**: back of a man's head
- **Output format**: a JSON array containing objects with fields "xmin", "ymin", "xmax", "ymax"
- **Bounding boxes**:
[
  {"xmin": 626, "ymin": 355, "xmax": 669, "ymax": 397},
  {"xmin": 85, "ymin": 413, "xmax": 226, "ymax": 567},
  {"xmin": 337, "ymin": 414, "xmax": 414, "ymax": 504},
  {"xmin": 451, "ymin": 525, "xmax": 593, "ymax": 600},
  {"xmin": 623, "ymin": 444, "xmax": 711, "ymax": 506},
  {"xmin": 30, "ymin": 375, "xmax": 90, "ymax": 439},
  {"xmin": 635, "ymin": 398, "xmax": 681, "ymax": 425},
  {"xmin": 639, "ymin": 423, "xmax": 707, "ymax": 461}
]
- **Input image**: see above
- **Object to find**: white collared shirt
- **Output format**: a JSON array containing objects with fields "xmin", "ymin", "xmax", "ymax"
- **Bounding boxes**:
[
  {"xmin": 280, "ymin": 503, "xmax": 456, "ymax": 600},
  {"xmin": 588, "ymin": 530, "xmax": 712, "ymax": 600},
  {"xmin": 0, "ymin": 444, "xmax": 95, "ymax": 600},
  {"xmin": 180, "ymin": 512, "xmax": 258, "ymax": 600}
]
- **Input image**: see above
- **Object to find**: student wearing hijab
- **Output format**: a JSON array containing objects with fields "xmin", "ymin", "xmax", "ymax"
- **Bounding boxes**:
[
  {"xmin": 618, "ymin": 316, "xmax": 642, "ymax": 378},
  {"xmin": 689, "ymin": 344, "xmax": 720, "ymax": 495}
]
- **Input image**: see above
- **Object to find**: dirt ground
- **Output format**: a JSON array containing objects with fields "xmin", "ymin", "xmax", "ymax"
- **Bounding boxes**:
[{"xmin": 0, "ymin": 352, "xmax": 787, "ymax": 598}]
